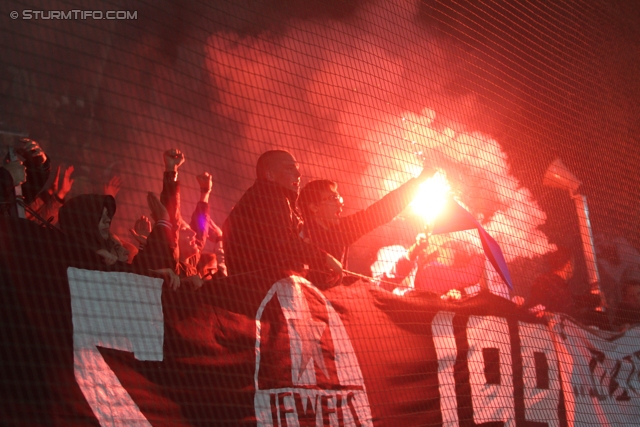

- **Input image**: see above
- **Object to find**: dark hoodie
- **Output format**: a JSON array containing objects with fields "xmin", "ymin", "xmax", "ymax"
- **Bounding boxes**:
[
  {"xmin": 58, "ymin": 194, "xmax": 117, "ymax": 254},
  {"xmin": 59, "ymin": 194, "xmax": 177, "ymax": 273}
]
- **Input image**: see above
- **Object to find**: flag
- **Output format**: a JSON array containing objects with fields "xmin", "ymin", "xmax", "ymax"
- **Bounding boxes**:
[
  {"xmin": 432, "ymin": 198, "xmax": 514, "ymax": 290},
  {"xmin": 3, "ymin": 217, "xmax": 640, "ymax": 427}
]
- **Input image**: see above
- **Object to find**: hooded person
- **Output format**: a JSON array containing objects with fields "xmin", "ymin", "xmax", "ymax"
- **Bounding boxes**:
[
  {"xmin": 58, "ymin": 194, "xmax": 125, "ymax": 266},
  {"xmin": 58, "ymin": 193, "xmax": 178, "ymax": 280}
]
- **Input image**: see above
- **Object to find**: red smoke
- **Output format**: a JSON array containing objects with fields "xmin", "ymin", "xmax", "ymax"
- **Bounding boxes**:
[
  {"xmin": 205, "ymin": 17, "xmax": 554, "ymax": 263},
  {"xmin": 363, "ymin": 109, "xmax": 554, "ymax": 261},
  {"xmin": 3, "ymin": 0, "xmax": 556, "ymax": 267}
]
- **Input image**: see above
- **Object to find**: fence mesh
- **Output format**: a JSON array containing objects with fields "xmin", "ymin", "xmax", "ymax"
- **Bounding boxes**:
[{"xmin": 1, "ymin": 0, "xmax": 639, "ymax": 426}]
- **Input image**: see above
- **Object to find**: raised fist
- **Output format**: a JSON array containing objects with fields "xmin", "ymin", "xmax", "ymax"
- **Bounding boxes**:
[
  {"xmin": 418, "ymin": 164, "xmax": 438, "ymax": 182},
  {"xmin": 163, "ymin": 148, "xmax": 185, "ymax": 172},
  {"xmin": 196, "ymin": 172, "xmax": 213, "ymax": 194},
  {"xmin": 408, "ymin": 232, "xmax": 430, "ymax": 261}
]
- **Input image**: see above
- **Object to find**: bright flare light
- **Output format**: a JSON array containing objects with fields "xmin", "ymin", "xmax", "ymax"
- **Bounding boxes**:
[{"xmin": 411, "ymin": 171, "xmax": 451, "ymax": 223}]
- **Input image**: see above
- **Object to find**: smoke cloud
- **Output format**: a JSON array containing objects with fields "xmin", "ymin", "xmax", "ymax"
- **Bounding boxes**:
[
  {"xmin": 362, "ymin": 108, "xmax": 553, "ymax": 261},
  {"xmin": 203, "ymin": 1, "xmax": 553, "ymax": 264},
  {"xmin": 6, "ymin": 0, "xmax": 594, "ymax": 273}
]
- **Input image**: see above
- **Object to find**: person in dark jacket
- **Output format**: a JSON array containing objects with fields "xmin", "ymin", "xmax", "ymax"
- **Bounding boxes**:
[
  {"xmin": 297, "ymin": 165, "xmax": 435, "ymax": 288},
  {"xmin": 528, "ymin": 247, "xmax": 576, "ymax": 316},
  {"xmin": 222, "ymin": 150, "xmax": 340, "ymax": 291},
  {"xmin": 0, "ymin": 138, "xmax": 50, "ymax": 218},
  {"xmin": 58, "ymin": 193, "xmax": 179, "ymax": 288},
  {"xmin": 58, "ymin": 194, "xmax": 125, "ymax": 265},
  {"xmin": 614, "ymin": 280, "xmax": 640, "ymax": 328}
]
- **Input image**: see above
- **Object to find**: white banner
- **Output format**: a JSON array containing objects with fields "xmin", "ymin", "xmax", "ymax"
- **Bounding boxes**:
[
  {"xmin": 551, "ymin": 315, "xmax": 640, "ymax": 427},
  {"xmin": 68, "ymin": 267, "xmax": 164, "ymax": 427}
]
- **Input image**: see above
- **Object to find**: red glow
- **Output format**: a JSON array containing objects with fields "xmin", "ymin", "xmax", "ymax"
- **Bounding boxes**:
[{"xmin": 411, "ymin": 171, "xmax": 451, "ymax": 223}]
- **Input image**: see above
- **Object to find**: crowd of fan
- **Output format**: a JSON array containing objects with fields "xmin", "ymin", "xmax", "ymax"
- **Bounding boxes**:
[
  {"xmin": 0, "ymin": 140, "xmax": 221, "ymax": 293},
  {"xmin": 1, "ymin": 139, "xmax": 638, "ymax": 330}
]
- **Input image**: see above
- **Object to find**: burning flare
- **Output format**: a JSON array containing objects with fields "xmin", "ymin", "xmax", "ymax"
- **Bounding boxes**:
[{"xmin": 411, "ymin": 171, "xmax": 451, "ymax": 224}]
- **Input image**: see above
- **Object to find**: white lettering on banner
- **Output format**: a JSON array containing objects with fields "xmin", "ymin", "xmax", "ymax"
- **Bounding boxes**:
[
  {"xmin": 68, "ymin": 267, "xmax": 164, "ymax": 427},
  {"xmin": 467, "ymin": 316, "xmax": 515, "ymax": 427},
  {"xmin": 580, "ymin": 348, "xmax": 640, "ymax": 402},
  {"xmin": 64, "ymin": 267, "xmax": 640, "ymax": 427},
  {"xmin": 551, "ymin": 316, "xmax": 640, "ymax": 427},
  {"xmin": 518, "ymin": 322, "xmax": 560, "ymax": 427},
  {"xmin": 254, "ymin": 389, "xmax": 365, "ymax": 426},
  {"xmin": 254, "ymin": 276, "xmax": 372, "ymax": 426},
  {"xmin": 432, "ymin": 312, "xmax": 459, "ymax": 427}
]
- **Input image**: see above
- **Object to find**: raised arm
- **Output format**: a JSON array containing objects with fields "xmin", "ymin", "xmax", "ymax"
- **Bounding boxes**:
[
  {"xmin": 190, "ymin": 172, "xmax": 212, "ymax": 249},
  {"xmin": 160, "ymin": 148, "xmax": 184, "ymax": 231},
  {"xmin": 17, "ymin": 138, "xmax": 50, "ymax": 204},
  {"xmin": 132, "ymin": 192, "xmax": 179, "ymax": 272},
  {"xmin": 339, "ymin": 166, "xmax": 436, "ymax": 245},
  {"xmin": 28, "ymin": 164, "xmax": 74, "ymax": 224}
]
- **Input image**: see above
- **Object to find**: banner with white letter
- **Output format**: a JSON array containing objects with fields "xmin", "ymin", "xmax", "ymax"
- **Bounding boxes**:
[{"xmin": 551, "ymin": 316, "xmax": 640, "ymax": 427}]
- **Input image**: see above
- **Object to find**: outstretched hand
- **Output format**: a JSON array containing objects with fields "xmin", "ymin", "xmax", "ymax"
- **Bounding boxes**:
[
  {"xmin": 164, "ymin": 148, "xmax": 185, "ymax": 172},
  {"xmin": 207, "ymin": 218, "xmax": 223, "ymax": 241},
  {"xmin": 147, "ymin": 192, "xmax": 169, "ymax": 223},
  {"xmin": 441, "ymin": 289, "xmax": 462, "ymax": 301},
  {"xmin": 130, "ymin": 215, "xmax": 152, "ymax": 246},
  {"xmin": 104, "ymin": 174, "xmax": 122, "ymax": 198},
  {"xmin": 52, "ymin": 165, "xmax": 74, "ymax": 200}
]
